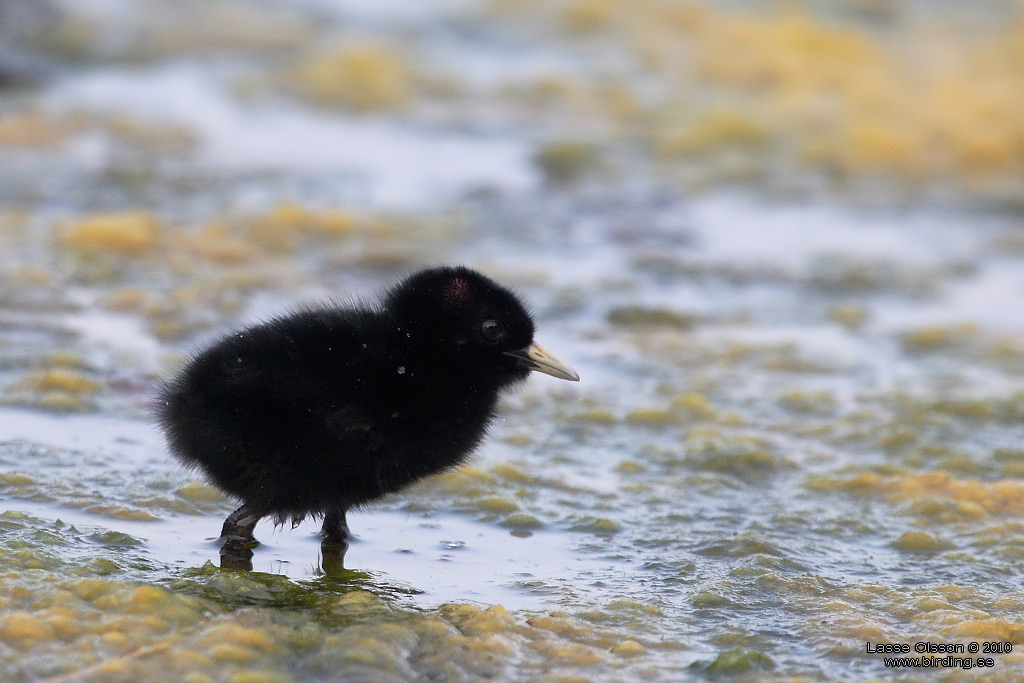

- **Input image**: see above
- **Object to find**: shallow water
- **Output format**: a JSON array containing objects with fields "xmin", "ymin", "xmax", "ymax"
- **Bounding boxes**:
[{"xmin": 3, "ymin": 0, "xmax": 1024, "ymax": 681}]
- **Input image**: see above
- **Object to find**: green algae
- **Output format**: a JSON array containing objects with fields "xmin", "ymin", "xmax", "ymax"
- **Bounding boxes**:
[
  {"xmin": 703, "ymin": 646, "xmax": 775, "ymax": 674},
  {"xmin": 892, "ymin": 531, "xmax": 954, "ymax": 553}
]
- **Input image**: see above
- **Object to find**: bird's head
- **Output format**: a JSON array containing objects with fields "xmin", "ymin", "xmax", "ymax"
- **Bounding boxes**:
[{"xmin": 384, "ymin": 266, "xmax": 579, "ymax": 384}]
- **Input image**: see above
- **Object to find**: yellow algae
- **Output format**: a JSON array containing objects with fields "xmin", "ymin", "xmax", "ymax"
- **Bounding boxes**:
[
  {"xmin": 672, "ymin": 392, "xmax": 716, "ymax": 420},
  {"xmin": 69, "ymin": 578, "xmax": 113, "ymax": 602},
  {"xmin": 0, "ymin": 611, "xmax": 57, "ymax": 644},
  {"xmin": 152, "ymin": 319, "xmax": 190, "ymax": 340},
  {"xmin": 188, "ymin": 222, "xmax": 254, "ymax": 263},
  {"xmin": 93, "ymin": 659, "xmax": 133, "ymax": 680},
  {"xmin": 528, "ymin": 640, "xmax": 605, "ymax": 666},
  {"xmin": 175, "ymin": 481, "xmax": 228, "ymax": 503},
  {"xmin": 123, "ymin": 1, "xmax": 310, "ymax": 57},
  {"xmin": 625, "ymin": 407, "xmax": 674, "ymax": 426},
  {"xmin": 99, "ymin": 630, "xmax": 132, "ymax": 651},
  {"xmin": 527, "ymin": 615, "xmax": 591, "ymax": 638},
  {"xmin": 106, "ymin": 116, "xmax": 196, "ymax": 153},
  {"xmin": 490, "ymin": 462, "xmax": 536, "ymax": 484},
  {"xmin": 0, "ymin": 111, "xmax": 83, "ymax": 146},
  {"xmin": 0, "ymin": 472, "xmax": 34, "ymax": 486},
  {"xmin": 778, "ymin": 389, "xmax": 837, "ymax": 415},
  {"xmin": 656, "ymin": 108, "xmax": 771, "ymax": 159},
  {"xmin": 209, "ymin": 643, "xmax": 260, "ymax": 664},
  {"xmin": 496, "ymin": 2, "xmax": 1024, "ymax": 199},
  {"xmin": 245, "ymin": 207, "xmax": 303, "ymax": 251},
  {"xmin": 59, "ymin": 211, "xmax": 161, "ymax": 255},
  {"xmin": 915, "ymin": 597, "xmax": 951, "ymax": 612},
  {"xmin": 142, "ymin": 616, "xmax": 169, "ymax": 632},
  {"xmin": 931, "ymin": 585, "xmax": 981, "ymax": 603},
  {"xmin": 498, "ymin": 74, "xmax": 574, "ymax": 112},
  {"xmin": 339, "ymin": 635, "xmax": 409, "ymax": 671},
  {"xmin": 570, "ymin": 517, "xmax": 621, "ymax": 534},
  {"xmin": 842, "ymin": 121, "xmax": 920, "ymax": 173},
  {"xmin": 608, "ymin": 306, "xmax": 698, "ymax": 329},
  {"xmin": 611, "ymin": 638, "xmax": 647, "ymax": 657},
  {"xmin": 9, "ymin": 263, "xmax": 52, "ymax": 285},
  {"xmin": 684, "ymin": 431, "xmax": 785, "ymax": 476},
  {"xmin": 441, "ymin": 603, "xmax": 517, "ymax": 637},
  {"xmin": 501, "ymin": 513, "xmax": 544, "ymax": 530},
  {"xmin": 126, "ymin": 586, "xmax": 168, "ymax": 612},
  {"xmin": 183, "ymin": 674, "xmax": 215, "ymax": 683},
  {"xmin": 474, "ymin": 496, "xmax": 521, "ymax": 514},
  {"xmin": 683, "ymin": 425, "xmax": 721, "ymax": 443},
  {"xmin": 926, "ymin": 398, "xmax": 999, "ymax": 422},
  {"xmin": 10, "ymin": 369, "xmax": 101, "ymax": 395},
  {"xmin": 227, "ymin": 672, "xmax": 294, "ymax": 683},
  {"xmin": 460, "ymin": 634, "xmax": 513, "ymax": 656},
  {"xmin": 955, "ymin": 501, "xmax": 988, "ymax": 519},
  {"xmin": 246, "ymin": 204, "xmax": 361, "ymax": 252},
  {"xmin": 36, "ymin": 391, "xmax": 92, "ymax": 413},
  {"xmin": 205, "ymin": 624, "xmax": 284, "ymax": 654},
  {"xmin": 615, "ymin": 460, "xmax": 644, "ymax": 474},
  {"xmin": 900, "ymin": 323, "xmax": 979, "ymax": 352},
  {"xmin": 829, "ymin": 303, "xmax": 868, "ymax": 328},
  {"xmin": 717, "ymin": 411, "xmax": 746, "ymax": 426},
  {"xmin": 219, "ymin": 268, "xmax": 276, "ymax": 291},
  {"xmin": 875, "ymin": 426, "xmax": 917, "ymax": 452},
  {"xmin": 563, "ymin": 0, "xmax": 619, "ymax": 32},
  {"xmin": 47, "ymin": 351, "xmax": 86, "ymax": 368},
  {"xmin": 947, "ymin": 618, "xmax": 1024, "ymax": 642},
  {"xmin": 312, "ymin": 210, "xmax": 359, "ymax": 237},
  {"xmin": 606, "ymin": 599, "xmax": 663, "ymax": 617},
  {"xmin": 48, "ymin": 613, "xmax": 84, "ymax": 639},
  {"xmin": 892, "ymin": 531, "xmax": 951, "ymax": 552},
  {"xmin": 574, "ymin": 407, "xmax": 616, "ymax": 423},
  {"xmin": 93, "ymin": 593, "xmax": 124, "ymax": 611},
  {"xmin": 331, "ymin": 589, "xmax": 383, "ymax": 613},
  {"xmin": 533, "ymin": 140, "xmax": 601, "ymax": 186},
  {"xmin": 290, "ymin": 46, "xmax": 415, "ymax": 112},
  {"xmin": 503, "ymin": 433, "xmax": 533, "ymax": 446},
  {"xmin": 85, "ymin": 505, "xmax": 159, "ymax": 522},
  {"xmin": 105, "ymin": 287, "xmax": 153, "ymax": 312},
  {"xmin": 8, "ymin": 586, "xmax": 32, "ymax": 603},
  {"xmin": 809, "ymin": 470, "xmax": 1024, "ymax": 519}
]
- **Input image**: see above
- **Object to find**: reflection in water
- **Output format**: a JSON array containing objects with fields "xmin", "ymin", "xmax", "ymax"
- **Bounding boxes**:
[
  {"xmin": 220, "ymin": 536, "xmax": 349, "ymax": 573},
  {"xmin": 219, "ymin": 537, "xmax": 258, "ymax": 571},
  {"xmin": 218, "ymin": 503, "xmax": 352, "ymax": 572},
  {"xmin": 320, "ymin": 539, "xmax": 349, "ymax": 575}
]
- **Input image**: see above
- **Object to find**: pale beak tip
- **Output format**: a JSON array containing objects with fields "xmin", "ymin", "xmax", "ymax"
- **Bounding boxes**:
[{"xmin": 507, "ymin": 342, "xmax": 580, "ymax": 382}]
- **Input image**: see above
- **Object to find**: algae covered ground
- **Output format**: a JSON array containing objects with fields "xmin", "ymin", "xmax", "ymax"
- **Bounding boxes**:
[{"xmin": 2, "ymin": 0, "xmax": 1024, "ymax": 681}]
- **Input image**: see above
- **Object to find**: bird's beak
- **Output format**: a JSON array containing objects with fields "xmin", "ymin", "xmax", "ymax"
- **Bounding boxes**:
[{"xmin": 505, "ymin": 342, "xmax": 580, "ymax": 382}]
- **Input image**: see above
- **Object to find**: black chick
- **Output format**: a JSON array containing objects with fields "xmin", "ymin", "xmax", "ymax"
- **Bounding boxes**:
[{"xmin": 157, "ymin": 266, "xmax": 578, "ymax": 557}]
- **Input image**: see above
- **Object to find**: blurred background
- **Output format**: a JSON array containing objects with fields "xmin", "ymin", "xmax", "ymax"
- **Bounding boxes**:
[{"xmin": 3, "ymin": 0, "xmax": 1024, "ymax": 681}]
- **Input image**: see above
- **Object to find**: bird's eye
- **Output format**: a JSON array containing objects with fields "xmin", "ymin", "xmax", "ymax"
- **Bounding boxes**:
[{"xmin": 480, "ymin": 319, "xmax": 505, "ymax": 342}]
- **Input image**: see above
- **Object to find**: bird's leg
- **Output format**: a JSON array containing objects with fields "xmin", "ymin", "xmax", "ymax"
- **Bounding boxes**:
[
  {"xmin": 219, "ymin": 503, "xmax": 261, "ymax": 571},
  {"xmin": 322, "ymin": 506, "xmax": 350, "ymax": 544},
  {"xmin": 219, "ymin": 503, "xmax": 261, "ymax": 544},
  {"xmin": 320, "ymin": 506, "xmax": 350, "ymax": 574}
]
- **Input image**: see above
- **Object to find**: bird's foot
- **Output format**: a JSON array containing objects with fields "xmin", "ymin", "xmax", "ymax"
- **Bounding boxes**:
[
  {"xmin": 219, "ymin": 504, "xmax": 261, "ymax": 546},
  {"xmin": 321, "ymin": 507, "xmax": 350, "ymax": 545}
]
